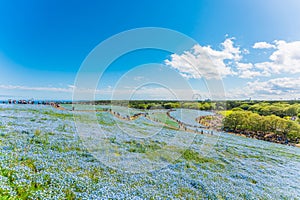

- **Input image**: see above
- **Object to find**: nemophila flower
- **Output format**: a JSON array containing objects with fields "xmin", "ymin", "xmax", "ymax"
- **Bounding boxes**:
[{"xmin": 0, "ymin": 105, "xmax": 300, "ymax": 199}]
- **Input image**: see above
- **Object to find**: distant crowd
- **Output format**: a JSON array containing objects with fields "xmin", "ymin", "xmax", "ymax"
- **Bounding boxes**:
[{"xmin": 1, "ymin": 99, "xmax": 70, "ymax": 106}]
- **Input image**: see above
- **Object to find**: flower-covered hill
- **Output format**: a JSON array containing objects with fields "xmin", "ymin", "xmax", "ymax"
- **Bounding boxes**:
[{"xmin": 0, "ymin": 105, "xmax": 300, "ymax": 199}]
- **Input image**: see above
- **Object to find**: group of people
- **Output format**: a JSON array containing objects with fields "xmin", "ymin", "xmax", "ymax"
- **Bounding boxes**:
[{"xmin": 3, "ymin": 99, "xmax": 60, "ymax": 105}]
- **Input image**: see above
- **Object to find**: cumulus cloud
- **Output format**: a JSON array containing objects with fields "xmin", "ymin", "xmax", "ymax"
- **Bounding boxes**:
[
  {"xmin": 228, "ymin": 77, "xmax": 300, "ymax": 99},
  {"xmin": 236, "ymin": 62, "xmax": 270, "ymax": 79},
  {"xmin": 248, "ymin": 77, "xmax": 300, "ymax": 93},
  {"xmin": 253, "ymin": 42, "xmax": 276, "ymax": 49},
  {"xmin": 164, "ymin": 38, "xmax": 300, "ymax": 80},
  {"xmin": 233, "ymin": 40, "xmax": 300, "ymax": 79},
  {"xmin": 164, "ymin": 38, "xmax": 241, "ymax": 79},
  {"xmin": 254, "ymin": 40, "xmax": 300, "ymax": 74}
]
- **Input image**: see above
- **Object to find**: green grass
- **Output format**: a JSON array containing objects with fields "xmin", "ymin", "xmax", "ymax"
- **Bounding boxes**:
[
  {"xmin": 174, "ymin": 187, "xmax": 197, "ymax": 198},
  {"xmin": 124, "ymin": 140, "xmax": 166, "ymax": 153},
  {"xmin": 150, "ymin": 112, "xmax": 179, "ymax": 128},
  {"xmin": 181, "ymin": 149, "xmax": 218, "ymax": 164},
  {"xmin": 34, "ymin": 129, "xmax": 41, "ymax": 137},
  {"xmin": 57, "ymin": 124, "xmax": 67, "ymax": 132},
  {"xmin": 42, "ymin": 110, "xmax": 73, "ymax": 119}
]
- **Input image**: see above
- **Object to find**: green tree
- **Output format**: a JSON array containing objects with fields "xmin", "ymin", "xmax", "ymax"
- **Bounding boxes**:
[
  {"xmin": 285, "ymin": 104, "xmax": 299, "ymax": 116},
  {"xmin": 239, "ymin": 103, "xmax": 250, "ymax": 110}
]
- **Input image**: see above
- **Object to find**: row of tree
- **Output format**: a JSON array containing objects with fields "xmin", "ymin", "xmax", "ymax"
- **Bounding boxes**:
[
  {"xmin": 223, "ymin": 110, "xmax": 300, "ymax": 143},
  {"xmin": 245, "ymin": 103, "xmax": 300, "ymax": 118},
  {"xmin": 128, "ymin": 101, "xmax": 222, "ymax": 110}
]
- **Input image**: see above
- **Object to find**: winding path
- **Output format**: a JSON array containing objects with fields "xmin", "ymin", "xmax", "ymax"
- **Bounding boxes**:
[{"xmin": 52, "ymin": 104, "xmax": 212, "ymax": 134}]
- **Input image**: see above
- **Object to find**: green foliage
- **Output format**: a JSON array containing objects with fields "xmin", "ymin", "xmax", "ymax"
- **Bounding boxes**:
[
  {"xmin": 0, "ymin": 122, "xmax": 5, "ymax": 129},
  {"xmin": 285, "ymin": 104, "xmax": 299, "ymax": 116},
  {"xmin": 22, "ymin": 158, "xmax": 38, "ymax": 172},
  {"xmin": 128, "ymin": 101, "xmax": 216, "ymax": 110},
  {"xmin": 182, "ymin": 149, "xmax": 217, "ymax": 164},
  {"xmin": 64, "ymin": 189, "xmax": 76, "ymax": 200},
  {"xmin": 248, "ymin": 102, "xmax": 300, "ymax": 117},
  {"xmin": 163, "ymin": 102, "xmax": 180, "ymax": 109},
  {"xmin": 125, "ymin": 140, "xmax": 166, "ymax": 153},
  {"xmin": 34, "ymin": 129, "xmax": 41, "ymax": 137},
  {"xmin": 239, "ymin": 103, "xmax": 250, "ymax": 110},
  {"xmin": 43, "ymin": 110, "xmax": 73, "ymax": 119},
  {"xmin": 174, "ymin": 187, "xmax": 197, "ymax": 198},
  {"xmin": 288, "ymin": 130, "xmax": 300, "ymax": 141},
  {"xmin": 57, "ymin": 124, "xmax": 67, "ymax": 132},
  {"xmin": 150, "ymin": 112, "xmax": 179, "ymax": 128},
  {"xmin": 232, "ymin": 107, "xmax": 243, "ymax": 111},
  {"xmin": 134, "ymin": 103, "xmax": 148, "ymax": 109},
  {"xmin": 223, "ymin": 110, "xmax": 300, "ymax": 143},
  {"xmin": 109, "ymin": 136, "xmax": 117, "ymax": 143}
]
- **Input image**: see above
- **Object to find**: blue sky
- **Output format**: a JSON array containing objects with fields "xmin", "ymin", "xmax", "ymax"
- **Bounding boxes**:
[{"xmin": 0, "ymin": 0, "xmax": 300, "ymax": 100}]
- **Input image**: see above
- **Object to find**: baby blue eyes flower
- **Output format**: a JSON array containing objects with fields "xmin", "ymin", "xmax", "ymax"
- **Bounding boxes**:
[{"xmin": 0, "ymin": 104, "xmax": 299, "ymax": 199}]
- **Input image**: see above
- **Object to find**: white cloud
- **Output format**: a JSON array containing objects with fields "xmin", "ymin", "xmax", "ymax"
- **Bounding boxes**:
[
  {"xmin": 164, "ymin": 38, "xmax": 241, "ymax": 79},
  {"xmin": 236, "ymin": 62, "xmax": 270, "ymax": 79},
  {"xmin": 234, "ymin": 40, "xmax": 300, "ymax": 79},
  {"xmin": 164, "ymin": 38, "xmax": 295, "ymax": 80},
  {"xmin": 239, "ymin": 70, "xmax": 264, "ymax": 79},
  {"xmin": 236, "ymin": 62, "xmax": 253, "ymax": 70},
  {"xmin": 228, "ymin": 77, "xmax": 300, "ymax": 99},
  {"xmin": 242, "ymin": 48, "xmax": 250, "ymax": 54},
  {"xmin": 0, "ymin": 84, "xmax": 74, "ymax": 92},
  {"xmin": 248, "ymin": 77, "xmax": 300, "ymax": 93},
  {"xmin": 67, "ymin": 85, "xmax": 76, "ymax": 89},
  {"xmin": 254, "ymin": 40, "xmax": 300, "ymax": 74},
  {"xmin": 252, "ymin": 42, "xmax": 276, "ymax": 49}
]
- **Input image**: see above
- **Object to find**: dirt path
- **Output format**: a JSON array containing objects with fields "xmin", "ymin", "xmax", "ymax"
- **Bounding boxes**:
[{"xmin": 52, "ymin": 104, "xmax": 67, "ymax": 111}]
